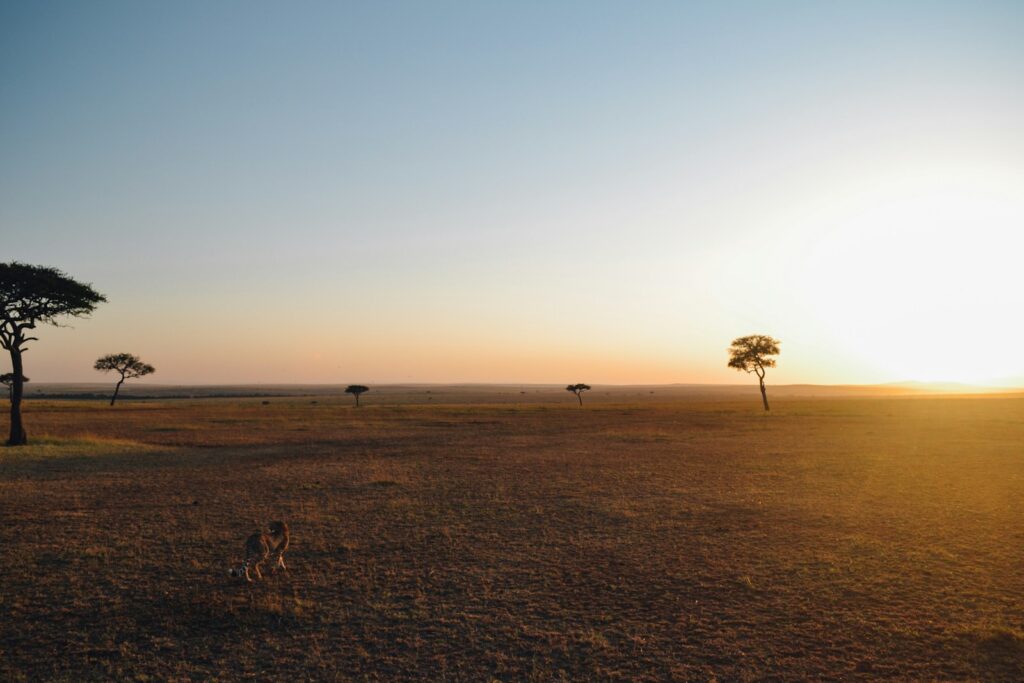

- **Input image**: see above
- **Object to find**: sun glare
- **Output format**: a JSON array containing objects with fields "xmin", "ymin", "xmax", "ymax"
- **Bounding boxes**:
[{"xmin": 795, "ymin": 167, "xmax": 1023, "ymax": 385}]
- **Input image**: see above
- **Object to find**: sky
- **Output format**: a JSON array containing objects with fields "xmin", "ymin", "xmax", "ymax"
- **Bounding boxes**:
[{"xmin": 2, "ymin": 1, "xmax": 1023, "ymax": 386}]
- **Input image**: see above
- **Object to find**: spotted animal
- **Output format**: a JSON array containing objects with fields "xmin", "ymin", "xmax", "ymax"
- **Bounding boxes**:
[{"xmin": 229, "ymin": 520, "xmax": 290, "ymax": 581}]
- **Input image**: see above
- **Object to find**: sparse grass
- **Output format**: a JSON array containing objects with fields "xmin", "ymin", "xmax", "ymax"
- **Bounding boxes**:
[
  {"xmin": 5, "ymin": 434, "xmax": 163, "ymax": 458},
  {"xmin": 1, "ymin": 395, "xmax": 1023, "ymax": 679}
]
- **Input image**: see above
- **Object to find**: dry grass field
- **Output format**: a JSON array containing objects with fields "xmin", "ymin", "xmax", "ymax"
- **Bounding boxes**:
[{"xmin": 1, "ymin": 392, "xmax": 1023, "ymax": 680}]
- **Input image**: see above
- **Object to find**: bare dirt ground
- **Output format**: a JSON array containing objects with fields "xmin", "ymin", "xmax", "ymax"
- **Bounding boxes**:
[{"xmin": 1, "ymin": 394, "xmax": 1023, "ymax": 680}]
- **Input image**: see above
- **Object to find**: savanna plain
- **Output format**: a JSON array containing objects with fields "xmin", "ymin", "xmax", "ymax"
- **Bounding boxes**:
[{"xmin": 2, "ymin": 389, "xmax": 1023, "ymax": 681}]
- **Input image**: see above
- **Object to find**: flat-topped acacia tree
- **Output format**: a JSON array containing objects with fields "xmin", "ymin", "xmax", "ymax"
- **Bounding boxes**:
[
  {"xmin": 566, "ymin": 383, "xmax": 591, "ymax": 406},
  {"xmin": 345, "ymin": 384, "xmax": 369, "ymax": 407},
  {"xmin": 727, "ymin": 334, "xmax": 780, "ymax": 411},
  {"xmin": 1, "ymin": 373, "xmax": 28, "ymax": 402},
  {"xmin": 94, "ymin": 353, "xmax": 156, "ymax": 406},
  {"xmin": 0, "ymin": 262, "xmax": 106, "ymax": 445}
]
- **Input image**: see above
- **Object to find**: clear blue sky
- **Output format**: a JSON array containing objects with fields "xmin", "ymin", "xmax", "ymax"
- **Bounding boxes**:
[{"xmin": 2, "ymin": 2, "xmax": 1023, "ymax": 384}]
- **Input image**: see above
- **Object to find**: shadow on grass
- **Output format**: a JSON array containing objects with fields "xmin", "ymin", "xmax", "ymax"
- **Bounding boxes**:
[
  {"xmin": 968, "ymin": 626, "xmax": 1024, "ymax": 675},
  {"xmin": 0, "ymin": 438, "xmax": 183, "ymax": 477},
  {"xmin": 0, "ymin": 572, "xmax": 317, "ymax": 680},
  {"xmin": 1, "ymin": 433, "xmax": 410, "ymax": 472}
]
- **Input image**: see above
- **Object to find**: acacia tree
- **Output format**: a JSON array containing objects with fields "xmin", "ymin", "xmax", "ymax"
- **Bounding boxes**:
[
  {"xmin": 345, "ymin": 384, "xmax": 369, "ymax": 407},
  {"xmin": 566, "ymin": 383, "xmax": 591, "ymax": 406},
  {"xmin": 0, "ymin": 263, "xmax": 106, "ymax": 445},
  {"xmin": 1, "ymin": 373, "xmax": 28, "ymax": 402},
  {"xmin": 727, "ymin": 335, "xmax": 780, "ymax": 411},
  {"xmin": 94, "ymin": 353, "xmax": 155, "ymax": 406}
]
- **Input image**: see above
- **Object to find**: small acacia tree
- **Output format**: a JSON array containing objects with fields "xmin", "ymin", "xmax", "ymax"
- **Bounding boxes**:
[
  {"xmin": 94, "ymin": 353, "xmax": 155, "ymax": 406},
  {"xmin": 727, "ymin": 335, "xmax": 780, "ymax": 411},
  {"xmin": 344, "ymin": 384, "xmax": 369, "ymax": 407},
  {"xmin": 1, "ymin": 262, "xmax": 106, "ymax": 445},
  {"xmin": 1, "ymin": 373, "xmax": 28, "ymax": 402},
  {"xmin": 566, "ymin": 383, "xmax": 591, "ymax": 406}
]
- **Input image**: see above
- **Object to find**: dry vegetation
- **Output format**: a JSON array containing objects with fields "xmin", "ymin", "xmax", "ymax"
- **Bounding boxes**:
[{"xmin": 1, "ymin": 393, "xmax": 1023, "ymax": 680}]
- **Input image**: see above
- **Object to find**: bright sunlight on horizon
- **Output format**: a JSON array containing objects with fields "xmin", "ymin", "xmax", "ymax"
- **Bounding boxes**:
[{"xmin": 2, "ymin": 1, "xmax": 1022, "ymax": 386}]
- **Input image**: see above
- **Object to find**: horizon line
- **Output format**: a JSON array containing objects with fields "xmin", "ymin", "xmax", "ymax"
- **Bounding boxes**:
[{"xmin": 20, "ymin": 380, "xmax": 1024, "ymax": 392}]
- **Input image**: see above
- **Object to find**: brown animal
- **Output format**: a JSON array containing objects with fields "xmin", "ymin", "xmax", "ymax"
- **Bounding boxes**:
[
  {"xmin": 229, "ymin": 520, "xmax": 290, "ymax": 581},
  {"xmin": 267, "ymin": 520, "xmax": 289, "ymax": 571}
]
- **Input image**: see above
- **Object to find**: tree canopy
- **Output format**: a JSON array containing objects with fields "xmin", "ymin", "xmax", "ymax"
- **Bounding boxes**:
[
  {"xmin": 94, "ymin": 353, "xmax": 156, "ymax": 379},
  {"xmin": 0, "ymin": 262, "xmax": 106, "ymax": 339}
]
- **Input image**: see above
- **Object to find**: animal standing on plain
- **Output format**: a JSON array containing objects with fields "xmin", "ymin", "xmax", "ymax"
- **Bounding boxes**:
[{"xmin": 230, "ymin": 520, "xmax": 290, "ymax": 582}]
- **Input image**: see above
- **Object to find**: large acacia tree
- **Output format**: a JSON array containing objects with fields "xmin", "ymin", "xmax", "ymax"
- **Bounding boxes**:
[
  {"xmin": 727, "ymin": 334, "xmax": 780, "ymax": 411},
  {"xmin": 0, "ymin": 263, "xmax": 106, "ymax": 445},
  {"xmin": 94, "ymin": 353, "xmax": 155, "ymax": 406}
]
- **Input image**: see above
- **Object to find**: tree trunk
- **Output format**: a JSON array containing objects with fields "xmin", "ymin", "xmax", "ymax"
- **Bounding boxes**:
[
  {"xmin": 576, "ymin": 392, "xmax": 583, "ymax": 407},
  {"xmin": 759, "ymin": 376, "xmax": 770, "ymax": 411},
  {"xmin": 355, "ymin": 393, "xmax": 360, "ymax": 407},
  {"xmin": 7, "ymin": 346, "xmax": 27, "ymax": 446},
  {"xmin": 110, "ymin": 377, "xmax": 125, "ymax": 406}
]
